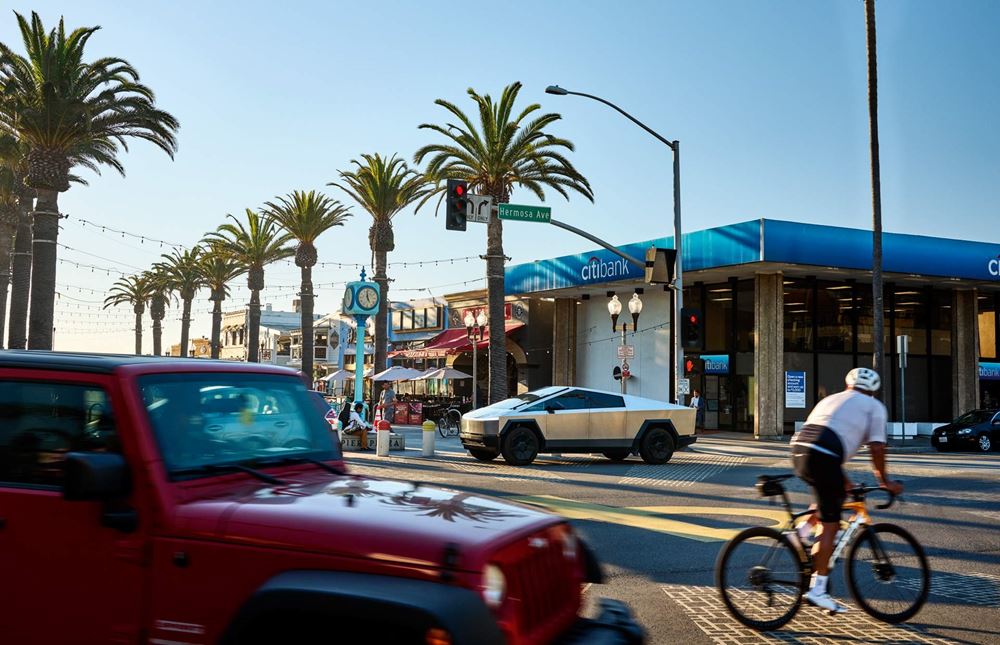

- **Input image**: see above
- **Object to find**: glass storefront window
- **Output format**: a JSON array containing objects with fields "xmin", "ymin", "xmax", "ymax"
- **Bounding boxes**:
[
  {"xmin": 817, "ymin": 353, "xmax": 854, "ymax": 402},
  {"xmin": 783, "ymin": 279, "xmax": 812, "ymax": 352},
  {"xmin": 855, "ymin": 285, "xmax": 890, "ymax": 355},
  {"xmin": 930, "ymin": 290, "xmax": 952, "ymax": 356},
  {"xmin": 978, "ymin": 293, "xmax": 996, "ymax": 359},
  {"xmin": 893, "ymin": 288, "xmax": 927, "ymax": 355},
  {"xmin": 735, "ymin": 280, "xmax": 754, "ymax": 352},
  {"xmin": 706, "ymin": 284, "xmax": 733, "ymax": 351},
  {"xmin": 816, "ymin": 281, "xmax": 852, "ymax": 352}
]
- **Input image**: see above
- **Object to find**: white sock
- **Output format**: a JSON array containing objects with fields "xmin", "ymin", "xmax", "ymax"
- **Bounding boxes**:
[
  {"xmin": 810, "ymin": 574, "xmax": 828, "ymax": 595},
  {"xmin": 797, "ymin": 522, "xmax": 814, "ymax": 541}
]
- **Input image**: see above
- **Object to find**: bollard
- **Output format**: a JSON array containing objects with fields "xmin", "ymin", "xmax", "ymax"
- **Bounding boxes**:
[
  {"xmin": 376, "ymin": 419, "xmax": 391, "ymax": 456},
  {"xmin": 422, "ymin": 420, "xmax": 436, "ymax": 457},
  {"xmin": 334, "ymin": 419, "xmax": 344, "ymax": 445}
]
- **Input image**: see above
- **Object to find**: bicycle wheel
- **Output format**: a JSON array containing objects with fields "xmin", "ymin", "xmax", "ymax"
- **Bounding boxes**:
[
  {"xmin": 447, "ymin": 410, "xmax": 462, "ymax": 437},
  {"xmin": 716, "ymin": 526, "xmax": 807, "ymax": 631},
  {"xmin": 845, "ymin": 523, "xmax": 929, "ymax": 623},
  {"xmin": 437, "ymin": 417, "xmax": 450, "ymax": 439}
]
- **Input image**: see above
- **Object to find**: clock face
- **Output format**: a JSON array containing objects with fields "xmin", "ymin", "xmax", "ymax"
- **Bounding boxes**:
[
  {"xmin": 357, "ymin": 286, "xmax": 379, "ymax": 310},
  {"xmin": 342, "ymin": 288, "xmax": 354, "ymax": 312}
]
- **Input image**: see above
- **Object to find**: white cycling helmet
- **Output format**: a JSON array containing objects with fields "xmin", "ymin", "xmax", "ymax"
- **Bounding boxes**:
[{"xmin": 845, "ymin": 367, "xmax": 881, "ymax": 393}]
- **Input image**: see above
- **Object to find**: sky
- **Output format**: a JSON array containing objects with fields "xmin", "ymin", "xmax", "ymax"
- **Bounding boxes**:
[{"xmin": 1, "ymin": 0, "xmax": 998, "ymax": 353}]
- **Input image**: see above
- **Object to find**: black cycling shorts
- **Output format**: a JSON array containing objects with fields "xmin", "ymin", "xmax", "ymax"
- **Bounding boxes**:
[{"xmin": 791, "ymin": 424, "xmax": 846, "ymax": 523}]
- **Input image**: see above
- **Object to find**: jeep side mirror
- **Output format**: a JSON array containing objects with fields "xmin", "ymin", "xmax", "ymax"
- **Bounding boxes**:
[{"xmin": 64, "ymin": 452, "xmax": 131, "ymax": 502}]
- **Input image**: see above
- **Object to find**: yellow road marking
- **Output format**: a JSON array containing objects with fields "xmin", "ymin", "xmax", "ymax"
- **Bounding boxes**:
[{"xmin": 515, "ymin": 495, "xmax": 789, "ymax": 542}]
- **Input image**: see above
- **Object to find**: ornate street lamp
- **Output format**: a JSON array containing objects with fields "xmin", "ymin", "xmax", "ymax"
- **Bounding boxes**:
[
  {"xmin": 465, "ymin": 310, "xmax": 488, "ymax": 409},
  {"xmin": 608, "ymin": 292, "xmax": 643, "ymax": 394}
]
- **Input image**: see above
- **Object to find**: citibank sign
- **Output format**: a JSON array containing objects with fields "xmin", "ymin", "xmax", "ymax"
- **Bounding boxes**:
[
  {"xmin": 580, "ymin": 256, "xmax": 632, "ymax": 282},
  {"xmin": 988, "ymin": 256, "xmax": 1000, "ymax": 278}
]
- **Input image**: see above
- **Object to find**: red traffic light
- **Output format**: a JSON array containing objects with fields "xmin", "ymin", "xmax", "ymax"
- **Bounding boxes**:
[
  {"xmin": 455, "ymin": 184, "xmax": 465, "ymax": 196},
  {"xmin": 689, "ymin": 315, "xmax": 697, "ymax": 324},
  {"xmin": 685, "ymin": 359, "xmax": 694, "ymax": 372}
]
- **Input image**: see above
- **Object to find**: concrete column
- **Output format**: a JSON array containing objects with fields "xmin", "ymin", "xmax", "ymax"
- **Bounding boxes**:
[
  {"xmin": 754, "ymin": 273, "xmax": 784, "ymax": 439},
  {"xmin": 952, "ymin": 289, "xmax": 979, "ymax": 414},
  {"xmin": 552, "ymin": 298, "xmax": 577, "ymax": 386}
]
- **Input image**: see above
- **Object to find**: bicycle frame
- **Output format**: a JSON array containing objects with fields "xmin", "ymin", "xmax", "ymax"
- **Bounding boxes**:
[{"xmin": 773, "ymin": 488, "xmax": 873, "ymax": 571}]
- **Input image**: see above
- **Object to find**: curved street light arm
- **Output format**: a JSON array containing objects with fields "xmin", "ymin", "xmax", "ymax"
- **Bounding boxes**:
[{"xmin": 559, "ymin": 89, "xmax": 676, "ymax": 150}]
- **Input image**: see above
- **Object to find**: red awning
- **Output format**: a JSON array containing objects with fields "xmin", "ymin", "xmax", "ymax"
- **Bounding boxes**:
[{"xmin": 389, "ymin": 321, "xmax": 524, "ymax": 359}]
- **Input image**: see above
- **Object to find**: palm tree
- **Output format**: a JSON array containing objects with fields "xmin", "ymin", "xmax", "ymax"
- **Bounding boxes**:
[
  {"xmin": 0, "ymin": 135, "xmax": 31, "ymax": 350},
  {"xmin": 204, "ymin": 210, "xmax": 293, "ymax": 363},
  {"xmin": 0, "ymin": 162, "xmax": 17, "ymax": 349},
  {"xmin": 0, "ymin": 11, "xmax": 179, "ymax": 350},
  {"xmin": 196, "ymin": 245, "xmax": 244, "ymax": 359},
  {"xmin": 103, "ymin": 274, "xmax": 152, "ymax": 355},
  {"xmin": 865, "ymin": 0, "xmax": 885, "ymax": 392},
  {"xmin": 415, "ymin": 82, "xmax": 593, "ymax": 403},
  {"xmin": 264, "ymin": 190, "xmax": 351, "ymax": 380},
  {"xmin": 144, "ymin": 267, "xmax": 172, "ymax": 356},
  {"xmin": 330, "ymin": 154, "xmax": 432, "ymax": 374},
  {"xmin": 153, "ymin": 247, "xmax": 203, "ymax": 358}
]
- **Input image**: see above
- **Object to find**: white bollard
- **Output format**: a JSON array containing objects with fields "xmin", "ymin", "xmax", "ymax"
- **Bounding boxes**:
[
  {"xmin": 376, "ymin": 420, "xmax": 390, "ymax": 457},
  {"xmin": 422, "ymin": 420, "xmax": 436, "ymax": 457}
]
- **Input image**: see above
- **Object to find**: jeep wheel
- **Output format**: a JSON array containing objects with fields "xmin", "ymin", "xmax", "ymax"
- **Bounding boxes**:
[
  {"xmin": 501, "ymin": 426, "xmax": 539, "ymax": 466},
  {"xmin": 602, "ymin": 449, "xmax": 631, "ymax": 462},
  {"xmin": 639, "ymin": 427, "xmax": 675, "ymax": 464},
  {"xmin": 469, "ymin": 448, "xmax": 499, "ymax": 462}
]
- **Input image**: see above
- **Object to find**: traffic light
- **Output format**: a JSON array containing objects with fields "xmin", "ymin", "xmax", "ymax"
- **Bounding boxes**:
[
  {"xmin": 445, "ymin": 179, "xmax": 468, "ymax": 231},
  {"xmin": 681, "ymin": 307, "xmax": 702, "ymax": 348}
]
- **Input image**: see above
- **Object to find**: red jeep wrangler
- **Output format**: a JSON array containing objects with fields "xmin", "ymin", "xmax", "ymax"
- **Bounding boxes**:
[{"xmin": 0, "ymin": 352, "xmax": 643, "ymax": 644}]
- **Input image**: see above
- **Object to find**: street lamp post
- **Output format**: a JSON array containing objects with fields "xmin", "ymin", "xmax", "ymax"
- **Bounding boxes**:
[
  {"xmin": 547, "ymin": 84, "xmax": 684, "ymax": 404},
  {"xmin": 608, "ymin": 293, "xmax": 643, "ymax": 395},
  {"xmin": 465, "ymin": 310, "xmax": 488, "ymax": 409}
]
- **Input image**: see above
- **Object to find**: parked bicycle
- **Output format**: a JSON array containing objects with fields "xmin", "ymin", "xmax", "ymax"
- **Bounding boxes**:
[
  {"xmin": 715, "ymin": 473, "xmax": 929, "ymax": 631},
  {"xmin": 437, "ymin": 407, "xmax": 462, "ymax": 438}
]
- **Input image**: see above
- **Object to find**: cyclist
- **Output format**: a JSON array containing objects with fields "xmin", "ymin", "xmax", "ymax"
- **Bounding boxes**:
[{"xmin": 790, "ymin": 367, "xmax": 903, "ymax": 613}]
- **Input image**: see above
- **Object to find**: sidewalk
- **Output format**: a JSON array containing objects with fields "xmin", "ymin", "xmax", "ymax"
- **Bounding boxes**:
[{"xmin": 697, "ymin": 429, "xmax": 935, "ymax": 454}]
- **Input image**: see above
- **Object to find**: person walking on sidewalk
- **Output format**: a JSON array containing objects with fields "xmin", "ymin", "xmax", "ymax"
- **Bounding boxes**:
[
  {"xmin": 377, "ymin": 382, "xmax": 396, "ymax": 422},
  {"xmin": 690, "ymin": 389, "xmax": 705, "ymax": 430},
  {"xmin": 789, "ymin": 367, "xmax": 903, "ymax": 614}
]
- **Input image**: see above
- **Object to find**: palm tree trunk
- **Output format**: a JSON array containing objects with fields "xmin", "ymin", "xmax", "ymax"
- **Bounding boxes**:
[
  {"xmin": 865, "ymin": 0, "xmax": 885, "ymax": 393},
  {"xmin": 210, "ymin": 295, "xmax": 223, "ymax": 359},
  {"xmin": 180, "ymin": 297, "xmax": 192, "ymax": 357},
  {"xmin": 134, "ymin": 311, "xmax": 143, "ymax": 355},
  {"xmin": 485, "ymin": 208, "xmax": 507, "ymax": 404},
  {"xmin": 27, "ymin": 189, "xmax": 60, "ymax": 350},
  {"xmin": 374, "ymin": 250, "xmax": 389, "ymax": 374},
  {"xmin": 248, "ymin": 290, "xmax": 261, "ymax": 363},
  {"xmin": 7, "ymin": 208, "xmax": 32, "ymax": 349},
  {"xmin": 300, "ymin": 264, "xmax": 315, "ymax": 383},
  {"xmin": 0, "ymin": 223, "xmax": 14, "ymax": 349},
  {"xmin": 152, "ymin": 315, "xmax": 163, "ymax": 356}
]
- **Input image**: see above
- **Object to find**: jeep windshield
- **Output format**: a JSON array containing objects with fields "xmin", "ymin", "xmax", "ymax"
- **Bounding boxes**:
[{"xmin": 138, "ymin": 372, "xmax": 341, "ymax": 479}]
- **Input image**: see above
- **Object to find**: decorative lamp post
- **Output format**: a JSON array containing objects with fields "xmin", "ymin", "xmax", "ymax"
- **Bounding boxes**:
[
  {"xmin": 342, "ymin": 269, "xmax": 381, "ymax": 412},
  {"xmin": 609, "ymin": 292, "xmax": 642, "ymax": 394},
  {"xmin": 465, "ymin": 310, "xmax": 488, "ymax": 409}
]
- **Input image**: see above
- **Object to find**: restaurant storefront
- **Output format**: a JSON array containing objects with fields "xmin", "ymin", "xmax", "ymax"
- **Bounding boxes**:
[{"xmin": 504, "ymin": 219, "xmax": 997, "ymax": 437}]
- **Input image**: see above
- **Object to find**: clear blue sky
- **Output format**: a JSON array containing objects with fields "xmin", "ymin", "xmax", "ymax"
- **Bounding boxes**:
[{"xmin": 3, "ymin": 1, "xmax": 997, "ymax": 352}]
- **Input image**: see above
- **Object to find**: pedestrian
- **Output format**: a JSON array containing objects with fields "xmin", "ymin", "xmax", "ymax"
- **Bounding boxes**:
[
  {"xmin": 377, "ymin": 381, "xmax": 396, "ymax": 422},
  {"xmin": 343, "ymin": 402, "xmax": 372, "ymax": 450},
  {"xmin": 690, "ymin": 389, "xmax": 705, "ymax": 430}
]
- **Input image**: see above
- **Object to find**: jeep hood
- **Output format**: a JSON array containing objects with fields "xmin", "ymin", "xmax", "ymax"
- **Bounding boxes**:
[{"xmin": 173, "ymin": 474, "xmax": 557, "ymax": 570}]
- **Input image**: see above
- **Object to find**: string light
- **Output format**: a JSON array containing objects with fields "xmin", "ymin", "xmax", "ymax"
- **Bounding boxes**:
[{"xmin": 73, "ymin": 217, "xmax": 185, "ymax": 249}]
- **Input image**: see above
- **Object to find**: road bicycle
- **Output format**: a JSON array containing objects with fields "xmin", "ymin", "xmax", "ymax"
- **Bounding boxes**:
[
  {"xmin": 437, "ymin": 407, "xmax": 462, "ymax": 438},
  {"xmin": 715, "ymin": 474, "xmax": 929, "ymax": 631}
]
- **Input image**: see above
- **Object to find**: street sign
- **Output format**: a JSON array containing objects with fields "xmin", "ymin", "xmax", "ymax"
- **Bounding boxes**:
[
  {"xmin": 498, "ymin": 203, "xmax": 551, "ymax": 223},
  {"xmin": 467, "ymin": 195, "xmax": 493, "ymax": 224},
  {"xmin": 677, "ymin": 378, "xmax": 690, "ymax": 395},
  {"xmin": 617, "ymin": 345, "xmax": 635, "ymax": 360},
  {"xmin": 897, "ymin": 334, "xmax": 909, "ymax": 368}
]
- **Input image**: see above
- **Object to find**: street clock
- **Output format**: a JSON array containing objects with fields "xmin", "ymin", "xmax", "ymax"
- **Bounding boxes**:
[{"xmin": 342, "ymin": 270, "xmax": 381, "ymax": 316}]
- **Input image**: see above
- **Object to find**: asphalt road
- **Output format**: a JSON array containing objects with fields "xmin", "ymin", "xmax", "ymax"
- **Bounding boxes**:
[{"xmin": 346, "ymin": 430, "xmax": 1000, "ymax": 645}]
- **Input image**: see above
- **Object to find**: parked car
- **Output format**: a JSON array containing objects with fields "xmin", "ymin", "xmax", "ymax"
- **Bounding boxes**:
[
  {"xmin": 931, "ymin": 409, "xmax": 999, "ymax": 452},
  {"xmin": 460, "ymin": 386, "xmax": 697, "ymax": 466},
  {"xmin": 0, "ymin": 352, "xmax": 643, "ymax": 644}
]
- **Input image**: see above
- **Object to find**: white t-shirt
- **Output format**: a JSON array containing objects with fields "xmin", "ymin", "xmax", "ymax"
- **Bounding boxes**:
[{"xmin": 804, "ymin": 389, "xmax": 888, "ymax": 461}]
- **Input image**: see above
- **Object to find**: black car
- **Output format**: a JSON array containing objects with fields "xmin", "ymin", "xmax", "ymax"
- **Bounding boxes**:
[{"xmin": 931, "ymin": 409, "xmax": 999, "ymax": 452}]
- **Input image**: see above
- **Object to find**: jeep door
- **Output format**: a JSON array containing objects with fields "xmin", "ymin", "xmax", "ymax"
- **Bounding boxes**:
[{"xmin": 0, "ymin": 373, "xmax": 144, "ymax": 643}]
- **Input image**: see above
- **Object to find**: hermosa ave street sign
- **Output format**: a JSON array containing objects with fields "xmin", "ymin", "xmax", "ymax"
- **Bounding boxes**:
[{"xmin": 498, "ymin": 203, "xmax": 551, "ymax": 223}]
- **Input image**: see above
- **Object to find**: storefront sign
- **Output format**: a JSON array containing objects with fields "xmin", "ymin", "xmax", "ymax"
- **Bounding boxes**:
[
  {"xmin": 702, "ymin": 354, "xmax": 729, "ymax": 375},
  {"xmin": 785, "ymin": 371, "xmax": 806, "ymax": 408},
  {"xmin": 979, "ymin": 362, "xmax": 1000, "ymax": 380}
]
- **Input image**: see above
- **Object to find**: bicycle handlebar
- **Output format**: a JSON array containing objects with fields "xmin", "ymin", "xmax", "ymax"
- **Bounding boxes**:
[{"xmin": 848, "ymin": 484, "xmax": 901, "ymax": 510}]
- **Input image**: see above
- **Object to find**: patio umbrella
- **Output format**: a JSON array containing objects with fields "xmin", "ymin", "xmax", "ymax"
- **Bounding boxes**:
[
  {"xmin": 320, "ymin": 369, "xmax": 354, "ymax": 383},
  {"xmin": 418, "ymin": 367, "xmax": 473, "ymax": 380},
  {"xmin": 371, "ymin": 366, "xmax": 425, "ymax": 382}
]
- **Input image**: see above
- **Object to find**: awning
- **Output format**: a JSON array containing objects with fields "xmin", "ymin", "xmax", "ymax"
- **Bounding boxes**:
[{"xmin": 389, "ymin": 321, "xmax": 524, "ymax": 359}]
